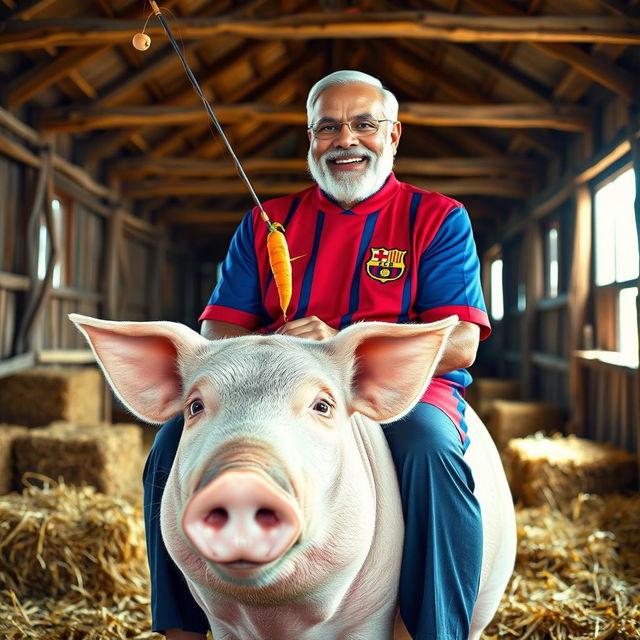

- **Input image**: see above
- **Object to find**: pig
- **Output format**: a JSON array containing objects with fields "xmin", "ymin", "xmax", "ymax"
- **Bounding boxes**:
[{"xmin": 69, "ymin": 313, "xmax": 516, "ymax": 640}]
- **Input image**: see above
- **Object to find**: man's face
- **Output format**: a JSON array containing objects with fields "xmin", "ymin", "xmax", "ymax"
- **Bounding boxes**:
[{"xmin": 307, "ymin": 83, "xmax": 401, "ymax": 208}]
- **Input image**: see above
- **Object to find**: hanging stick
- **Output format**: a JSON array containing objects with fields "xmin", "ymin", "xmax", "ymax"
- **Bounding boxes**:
[{"xmin": 137, "ymin": 1, "xmax": 292, "ymax": 320}]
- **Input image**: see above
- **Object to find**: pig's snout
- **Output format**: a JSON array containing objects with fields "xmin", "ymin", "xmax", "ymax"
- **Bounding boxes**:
[{"xmin": 182, "ymin": 470, "xmax": 302, "ymax": 566}]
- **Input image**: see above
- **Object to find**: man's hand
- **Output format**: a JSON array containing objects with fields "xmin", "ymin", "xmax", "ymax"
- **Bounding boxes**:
[
  {"xmin": 433, "ymin": 320, "xmax": 480, "ymax": 375},
  {"xmin": 275, "ymin": 316, "xmax": 337, "ymax": 341}
]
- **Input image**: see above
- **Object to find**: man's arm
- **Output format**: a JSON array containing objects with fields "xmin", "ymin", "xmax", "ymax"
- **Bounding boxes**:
[
  {"xmin": 200, "ymin": 319, "xmax": 253, "ymax": 340},
  {"xmin": 433, "ymin": 320, "xmax": 479, "ymax": 376},
  {"xmin": 275, "ymin": 316, "xmax": 479, "ymax": 375}
]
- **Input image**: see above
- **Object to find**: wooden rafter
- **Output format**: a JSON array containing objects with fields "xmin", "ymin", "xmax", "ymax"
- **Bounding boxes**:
[
  {"xmin": 122, "ymin": 175, "xmax": 532, "ymax": 199},
  {"xmin": 147, "ymin": 43, "xmax": 308, "ymax": 159},
  {"xmin": 109, "ymin": 155, "xmax": 541, "ymax": 180},
  {"xmin": 3, "ymin": 12, "xmax": 640, "ymax": 53},
  {"xmin": 39, "ymin": 102, "xmax": 593, "ymax": 133},
  {"xmin": 464, "ymin": 0, "xmax": 640, "ymax": 102}
]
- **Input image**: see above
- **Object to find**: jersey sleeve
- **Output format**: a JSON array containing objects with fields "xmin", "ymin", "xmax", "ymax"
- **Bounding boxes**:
[
  {"xmin": 416, "ymin": 206, "xmax": 491, "ymax": 340},
  {"xmin": 198, "ymin": 211, "xmax": 264, "ymax": 329}
]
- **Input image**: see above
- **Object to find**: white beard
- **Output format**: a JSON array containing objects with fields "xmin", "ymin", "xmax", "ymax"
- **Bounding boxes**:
[{"xmin": 307, "ymin": 138, "xmax": 395, "ymax": 208}]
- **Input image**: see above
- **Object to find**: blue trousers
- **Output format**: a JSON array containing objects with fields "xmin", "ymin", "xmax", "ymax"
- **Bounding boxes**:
[{"xmin": 143, "ymin": 402, "xmax": 482, "ymax": 639}]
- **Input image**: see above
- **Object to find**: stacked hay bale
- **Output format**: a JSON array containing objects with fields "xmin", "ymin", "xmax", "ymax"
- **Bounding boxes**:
[
  {"xmin": 0, "ymin": 425, "xmax": 28, "ymax": 494},
  {"xmin": 488, "ymin": 400, "xmax": 565, "ymax": 451},
  {"xmin": 0, "ymin": 480, "xmax": 163, "ymax": 639},
  {"xmin": 11, "ymin": 422, "xmax": 144, "ymax": 502},
  {"xmin": 0, "ymin": 366, "xmax": 103, "ymax": 427},
  {"xmin": 504, "ymin": 432, "xmax": 638, "ymax": 509},
  {"xmin": 466, "ymin": 377, "xmax": 521, "ymax": 423}
]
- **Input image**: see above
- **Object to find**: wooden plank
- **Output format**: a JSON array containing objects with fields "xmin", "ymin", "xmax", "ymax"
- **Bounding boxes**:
[
  {"xmin": 36, "ymin": 348, "xmax": 95, "ymax": 364},
  {"xmin": 0, "ymin": 132, "xmax": 41, "ymax": 167},
  {"xmin": 0, "ymin": 271, "xmax": 30, "ymax": 290},
  {"xmin": 15, "ymin": 146, "xmax": 52, "ymax": 353},
  {"xmin": 122, "ymin": 176, "xmax": 532, "ymax": 199},
  {"xmin": 502, "ymin": 125, "xmax": 640, "ymax": 240},
  {"xmin": 5, "ymin": 46, "xmax": 108, "ymax": 107},
  {"xmin": 48, "ymin": 287, "xmax": 102, "ymax": 303},
  {"xmin": 0, "ymin": 106, "xmax": 41, "ymax": 145},
  {"xmin": 0, "ymin": 124, "xmax": 114, "ymax": 203},
  {"xmin": 464, "ymin": 0, "xmax": 640, "ymax": 102},
  {"xmin": 54, "ymin": 173, "xmax": 111, "ymax": 217},
  {"xmin": 0, "ymin": 352, "xmax": 36, "ymax": 378},
  {"xmin": 6, "ymin": 0, "xmax": 57, "ymax": 19},
  {"xmin": 39, "ymin": 102, "xmax": 594, "ymax": 133},
  {"xmin": 3, "ymin": 13, "xmax": 640, "ymax": 53},
  {"xmin": 109, "ymin": 155, "xmax": 540, "ymax": 180}
]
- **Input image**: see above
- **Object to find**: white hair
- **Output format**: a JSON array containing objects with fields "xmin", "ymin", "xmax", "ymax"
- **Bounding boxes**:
[{"xmin": 306, "ymin": 70, "xmax": 399, "ymax": 125}]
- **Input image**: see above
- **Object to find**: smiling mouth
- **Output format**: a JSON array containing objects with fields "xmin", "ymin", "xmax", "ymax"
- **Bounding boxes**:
[
  {"xmin": 330, "ymin": 156, "xmax": 367, "ymax": 168},
  {"xmin": 219, "ymin": 560, "xmax": 265, "ymax": 571}
]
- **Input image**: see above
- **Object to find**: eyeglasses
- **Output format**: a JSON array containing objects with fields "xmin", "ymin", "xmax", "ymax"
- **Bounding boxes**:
[{"xmin": 308, "ymin": 117, "xmax": 396, "ymax": 140}]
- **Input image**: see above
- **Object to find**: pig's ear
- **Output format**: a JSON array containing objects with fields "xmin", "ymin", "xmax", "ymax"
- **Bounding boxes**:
[
  {"xmin": 69, "ymin": 314, "xmax": 209, "ymax": 424},
  {"xmin": 327, "ymin": 317, "xmax": 458, "ymax": 423}
]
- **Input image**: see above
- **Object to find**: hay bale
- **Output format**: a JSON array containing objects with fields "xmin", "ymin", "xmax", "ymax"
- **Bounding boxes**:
[
  {"xmin": 12, "ymin": 422, "xmax": 143, "ymax": 500},
  {"xmin": 0, "ymin": 480, "xmax": 164, "ymax": 639},
  {"xmin": 484, "ymin": 492, "xmax": 640, "ymax": 639},
  {"xmin": 504, "ymin": 433, "xmax": 638, "ymax": 508},
  {"xmin": 0, "ymin": 367, "xmax": 103, "ymax": 427},
  {"xmin": 467, "ymin": 377, "xmax": 521, "ymax": 422},
  {"xmin": 488, "ymin": 399, "xmax": 565, "ymax": 450},
  {"xmin": 0, "ymin": 425, "xmax": 28, "ymax": 495}
]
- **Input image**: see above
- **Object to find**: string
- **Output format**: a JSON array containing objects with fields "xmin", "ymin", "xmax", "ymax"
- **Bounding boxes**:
[{"xmin": 148, "ymin": 0, "xmax": 270, "ymax": 224}]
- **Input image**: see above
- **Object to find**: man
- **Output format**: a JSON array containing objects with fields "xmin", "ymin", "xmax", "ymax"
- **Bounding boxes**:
[{"xmin": 144, "ymin": 69, "xmax": 491, "ymax": 640}]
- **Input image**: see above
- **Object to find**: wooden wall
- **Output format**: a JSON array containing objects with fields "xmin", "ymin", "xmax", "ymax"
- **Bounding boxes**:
[
  {"xmin": 0, "ymin": 108, "xmax": 198, "ymax": 378},
  {"xmin": 483, "ymin": 96, "xmax": 640, "ymax": 458}
]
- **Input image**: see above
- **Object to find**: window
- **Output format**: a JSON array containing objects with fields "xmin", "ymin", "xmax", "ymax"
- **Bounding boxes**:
[
  {"xmin": 594, "ymin": 168, "xmax": 638, "ymax": 286},
  {"xmin": 36, "ymin": 198, "xmax": 65, "ymax": 287},
  {"xmin": 545, "ymin": 223, "xmax": 560, "ymax": 299},
  {"xmin": 593, "ymin": 167, "xmax": 638, "ymax": 363},
  {"xmin": 490, "ymin": 258, "xmax": 504, "ymax": 321}
]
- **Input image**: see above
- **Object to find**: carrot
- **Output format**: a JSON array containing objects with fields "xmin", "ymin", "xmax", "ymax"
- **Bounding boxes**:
[{"xmin": 267, "ymin": 222, "xmax": 292, "ymax": 321}]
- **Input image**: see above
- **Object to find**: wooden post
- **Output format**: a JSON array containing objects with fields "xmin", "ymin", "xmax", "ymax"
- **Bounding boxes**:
[
  {"xmin": 629, "ymin": 108, "xmax": 640, "ymax": 482},
  {"xmin": 521, "ymin": 219, "xmax": 543, "ymax": 398},
  {"xmin": 567, "ymin": 185, "xmax": 593, "ymax": 436},
  {"xmin": 150, "ymin": 229, "xmax": 167, "ymax": 320},
  {"xmin": 15, "ymin": 144, "xmax": 55, "ymax": 354},
  {"xmin": 103, "ymin": 205, "xmax": 123, "ymax": 320}
]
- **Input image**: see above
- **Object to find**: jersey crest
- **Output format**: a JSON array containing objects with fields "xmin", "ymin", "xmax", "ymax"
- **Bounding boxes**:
[{"xmin": 365, "ymin": 247, "xmax": 407, "ymax": 283}]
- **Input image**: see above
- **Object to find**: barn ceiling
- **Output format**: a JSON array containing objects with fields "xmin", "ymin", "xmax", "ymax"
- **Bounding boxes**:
[{"xmin": 2, "ymin": 0, "xmax": 640, "ymax": 252}]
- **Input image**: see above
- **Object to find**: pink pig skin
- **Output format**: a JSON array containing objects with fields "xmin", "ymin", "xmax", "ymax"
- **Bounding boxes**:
[{"xmin": 70, "ymin": 314, "xmax": 516, "ymax": 640}]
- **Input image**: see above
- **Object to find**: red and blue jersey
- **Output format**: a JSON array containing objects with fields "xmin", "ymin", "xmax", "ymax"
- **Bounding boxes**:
[{"xmin": 200, "ymin": 173, "xmax": 490, "ymax": 446}]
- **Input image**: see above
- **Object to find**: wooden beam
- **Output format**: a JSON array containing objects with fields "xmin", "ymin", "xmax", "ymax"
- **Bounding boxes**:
[
  {"xmin": 464, "ymin": 0, "xmax": 640, "ymax": 102},
  {"xmin": 39, "ymin": 102, "xmax": 594, "ymax": 133},
  {"xmin": 0, "ymin": 106, "xmax": 41, "ymax": 145},
  {"xmin": 3, "ymin": 0, "xmax": 186, "ymax": 107},
  {"xmin": 0, "ymin": 352, "xmax": 36, "ymax": 378},
  {"xmin": 0, "ymin": 109, "xmax": 115, "ymax": 201},
  {"xmin": 147, "ymin": 52, "xmax": 312, "ymax": 159},
  {"xmin": 3, "ymin": 12, "xmax": 640, "ymax": 52},
  {"xmin": 5, "ymin": 0, "xmax": 56, "ymax": 19},
  {"xmin": 435, "ymin": 42, "xmax": 551, "ymax": 103},
  {"xmin": 110, "ymin": 155, "xmax": 540, "ymax": 180},
  {"xmin": 155, "ymin": 210, "xmax": 245, "ymax": 225},
  {"xmin": 593, "ymin": 0, "xmax": 640, "ymax": 19},
  {"xmin": 37, "ymin": 349, "xmax": 95, "ymax": 364},
  {"xmin": 123, "ymin": 176, "xmax": 531, "ymax": 199}
]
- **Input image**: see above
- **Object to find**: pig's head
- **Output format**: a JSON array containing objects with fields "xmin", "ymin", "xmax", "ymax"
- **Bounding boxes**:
[{"xmin": 70, "ymin": 314, "xmax": 456, "ymax": 605}]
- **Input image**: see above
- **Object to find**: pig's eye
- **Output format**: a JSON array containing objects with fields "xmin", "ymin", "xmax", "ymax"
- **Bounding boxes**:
[
  {"xmin": 188, "ymin": 400, "xmax": 204, "ymax": 416},
  {"xmin": 311, "ymin": 398, "xmax": 333, "ymax": 417}
]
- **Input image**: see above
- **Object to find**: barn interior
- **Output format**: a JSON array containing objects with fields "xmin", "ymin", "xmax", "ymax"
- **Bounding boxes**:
[{"xmin": 1, "ymin": 1, "xmax": 639, "ymax": 638}]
